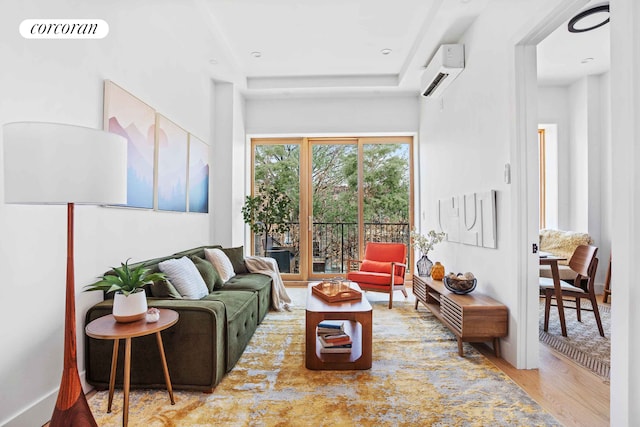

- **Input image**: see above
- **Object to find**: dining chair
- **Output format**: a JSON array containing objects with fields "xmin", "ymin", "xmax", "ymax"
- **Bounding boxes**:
[
  {"xmin": 603, "ymin": 253, "xmax": 612, "ymax": 304},
  {"xmin": 539, "ymin": 245, "xmax": 604, "ymax": 337},
  {"xmin": 346, "ymin": 242, "xmax": 407, "ymax": 309}
]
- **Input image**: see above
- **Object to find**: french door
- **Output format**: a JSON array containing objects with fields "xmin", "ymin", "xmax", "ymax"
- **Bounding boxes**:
[{"xmin": 250, "ymin": 136, "xmax": 413, "ymax": 281}]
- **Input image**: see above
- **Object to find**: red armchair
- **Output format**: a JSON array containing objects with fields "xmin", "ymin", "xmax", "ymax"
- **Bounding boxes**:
[{"xmin": 346, "ymin": 242, "xmax": 408, "ymax": 309}]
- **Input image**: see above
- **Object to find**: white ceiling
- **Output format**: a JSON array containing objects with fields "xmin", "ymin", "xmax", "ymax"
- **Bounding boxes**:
[
  {"xmin": 537, "ymin": 1, "xmax": 610, "ymax": 86},
  {"xmin": 199, "ymin": 0, "xmax": 610, "ymax": 96},
  {"xmin": 200, "ymin": 0, "xmax": 489, "ymax": 97}
]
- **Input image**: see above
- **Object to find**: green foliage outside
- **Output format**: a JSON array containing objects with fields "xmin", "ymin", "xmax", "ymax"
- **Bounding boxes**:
[{"xmin": 249, "ymin": 142, "xmax": 410, "ymax": 267}]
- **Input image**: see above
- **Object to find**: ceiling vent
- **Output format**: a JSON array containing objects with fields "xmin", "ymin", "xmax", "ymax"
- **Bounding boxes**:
[{"xmin": 421, "ymin": 44, "xmax": 465, "ymax": 98}]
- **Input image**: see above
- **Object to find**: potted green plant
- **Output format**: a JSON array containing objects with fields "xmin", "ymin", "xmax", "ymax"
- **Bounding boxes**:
[
  {"xmin": 410, "ymin": 228, "xmax": 446, "ymax": 277},
  {"xmin": 241, "ymin": 183, "xmax": 293, "ymax": 256},
  {"xmin": 85, "ymin": 259, "xmax": 166, "ymax": 323}
]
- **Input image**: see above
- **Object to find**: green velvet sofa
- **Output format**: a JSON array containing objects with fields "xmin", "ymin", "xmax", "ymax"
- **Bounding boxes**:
[{"xmin": 84, "ymin": 245, "xmax": 272, "ymax": 392}]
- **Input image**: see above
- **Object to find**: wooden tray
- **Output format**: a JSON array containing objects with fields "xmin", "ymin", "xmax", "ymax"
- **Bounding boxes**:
[{"xmin": 312, "ymin": 282, "xmax": 362, "ymax": 303}]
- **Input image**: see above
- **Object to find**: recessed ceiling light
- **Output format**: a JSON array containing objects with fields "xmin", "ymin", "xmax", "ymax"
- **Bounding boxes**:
[
  {"xmin": 251, "ymin": 51, "xmax": 262, "ymax": 58},
  {"xmin": 209, "ymin": 59, "xmax": 218, "ymax": 65},
  {"xmin": 581, "ymin": 57, "xmax": 594, "ymax": 64},
  {"xmin": 381, "ymin": 48, "xmax": 392, "ymax": 55},
  {"xmin": 568, "ymin": 4, "xmax": 610, "ymax": 33}
]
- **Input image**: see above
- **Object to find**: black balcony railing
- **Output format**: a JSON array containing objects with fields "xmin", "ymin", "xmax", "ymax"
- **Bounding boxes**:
[{"xmin": 254, "ymin": 222, "xmax": 410, "ymax": 274}]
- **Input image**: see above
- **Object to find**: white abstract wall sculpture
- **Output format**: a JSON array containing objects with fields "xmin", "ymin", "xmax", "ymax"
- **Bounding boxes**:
[
  {"xmin": 437, "ymin": 196, "xmax": 460, "ymax": 242},
  {"xmin": 438, "ymin": 190, "xmax": 497, "ymax": 248}
]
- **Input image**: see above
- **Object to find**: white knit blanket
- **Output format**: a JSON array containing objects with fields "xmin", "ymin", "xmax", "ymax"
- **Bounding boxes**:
[{"xmin": 244, "ymin": 256, "xmax": 292, "ymax": 311}]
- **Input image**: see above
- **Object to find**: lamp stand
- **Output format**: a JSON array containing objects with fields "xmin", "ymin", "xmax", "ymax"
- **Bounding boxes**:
[{"xmin": 50, "ymin": 203, "xmax": 97, "ymax": 426}]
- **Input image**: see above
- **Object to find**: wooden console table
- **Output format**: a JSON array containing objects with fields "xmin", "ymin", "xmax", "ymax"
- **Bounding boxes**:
[{"xmin": 413, "ymin": 275, "xmax": 508, "ymax": 357}]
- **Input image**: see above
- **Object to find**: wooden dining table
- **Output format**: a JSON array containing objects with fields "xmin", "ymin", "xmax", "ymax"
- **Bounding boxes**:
[{"xmin": 539, "ymin": 254, "xmax": 568, "ymax": 336}]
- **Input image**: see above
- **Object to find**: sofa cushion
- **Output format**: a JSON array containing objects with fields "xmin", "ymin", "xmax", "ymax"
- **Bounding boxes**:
[
  {"xmin": 205, "ymin": 248, "xmax": 236, "ymax": 282},
  {"xmin": 191, "ymin": 255, "xmax": 224, "ymax": 292},
  {"xmin": 224, "ymin": 273, "xmax": 273, "ymax": 323},
  {"xmin": 347, "ymin": 270, "xmax": 404, "ymax": 286},
  {"xmin": 203, "ymin": 290, "xmax": 258, "ymax": 372},
  {"xmin": 173, "ymin": 245, "xmax": 222, "ymax": 259},
  {"xmin": 159, "ymin": 257, "xmax": 208, "ymax": 299},
  {"xmin": 150, "ymin": 279, "xmax": 183, "ymax": 299},
  {"xmin": 222, "ymin": 246, "xmax": 249, "ymax": 274},
  {"xmin": 361, "ymin": 260, "xmax": 393, "ymax": 274}
]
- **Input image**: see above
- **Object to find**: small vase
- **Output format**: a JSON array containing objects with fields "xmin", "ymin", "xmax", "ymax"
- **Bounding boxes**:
[
  {"xmin": 431, "ymin": 262, "xmax": 445, "ymax": 280},
  {"xmin": 113, "ymin": 289, "xmax": 148, "ymax": 323},
  {"xmin": 416, "ymin": 255, "xmax": 433, "ymax": 277}
]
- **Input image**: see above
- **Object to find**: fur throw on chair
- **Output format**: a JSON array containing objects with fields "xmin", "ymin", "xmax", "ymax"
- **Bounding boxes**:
[{"xmin": 539, "ymin": 229, "xmax": 593, "ymax": 265}]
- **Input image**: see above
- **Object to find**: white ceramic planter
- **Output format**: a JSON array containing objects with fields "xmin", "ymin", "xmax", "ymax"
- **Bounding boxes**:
[{"xmin": 113, "ymin": 290, "xmax": 148, "ymax": 323}]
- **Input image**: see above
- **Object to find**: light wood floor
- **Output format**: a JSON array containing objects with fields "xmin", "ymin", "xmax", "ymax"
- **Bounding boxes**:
[
  {"xmin": 475, "ymin": 342, "xmax": 609, "ymax": 426},
  {"xmin": 474, "ymin": 296, "xmax": 610, "ymax": 427}
]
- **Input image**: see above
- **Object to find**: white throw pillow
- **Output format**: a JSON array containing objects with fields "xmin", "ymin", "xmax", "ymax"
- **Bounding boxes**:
[
  {"xmin": 205, "ymin": 248, "xmax": 236, "ymax": 283},
  {"xmin": 158, "ymin": 256, "xmax": 208, "ymax": 299}
]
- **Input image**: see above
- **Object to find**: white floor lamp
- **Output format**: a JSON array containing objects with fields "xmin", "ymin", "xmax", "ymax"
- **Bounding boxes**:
[{"xmin": 2, "ymin": 122, "xmax": 127, "ymax": 426}]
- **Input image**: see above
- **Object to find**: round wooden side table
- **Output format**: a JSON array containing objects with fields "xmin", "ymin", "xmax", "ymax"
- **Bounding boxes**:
[{"xmin": 85, "ymin": 308, "xmax": 178, "ymax": 427}]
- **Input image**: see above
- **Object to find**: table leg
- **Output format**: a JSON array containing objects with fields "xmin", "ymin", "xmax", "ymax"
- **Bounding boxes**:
[
  {"xmin": 358, "ymin": 312, "xmax": 373, "ymax": 369},
  {"xmin": 123, "ymin": 337, "xmax": 131, "ymax": 427},
  {"xmin": 304, "ymin": 311, "xmax": 319, "ymax": 369},
  {"xmin": 155, "ymin": 331, "xmax": 175, "ymax": 405},
  {"xmin": 457, "ymin": 338, "xmax": 464, "ymax": 356},
  {"xmin": 107, "ymin": 338, "xmax": 119, "ymax": 413},
  {"xmin": 551, "ymin": 261, "xmax": 568, "ymax": 337}
]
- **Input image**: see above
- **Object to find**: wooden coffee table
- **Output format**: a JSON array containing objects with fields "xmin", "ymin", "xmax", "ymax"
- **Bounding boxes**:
[
  {"xmin": 305, "ymin": 283, "xmax": 372, "ymax": 370},
  {"xmin": 85, "ymin": 308, "xmax": 178, "ymax": 427}
]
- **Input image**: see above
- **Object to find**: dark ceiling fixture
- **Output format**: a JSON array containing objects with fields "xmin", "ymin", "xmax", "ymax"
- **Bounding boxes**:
[{"xmin": 568, "ymin": 4, "xmax": 610, "ymax": 33}]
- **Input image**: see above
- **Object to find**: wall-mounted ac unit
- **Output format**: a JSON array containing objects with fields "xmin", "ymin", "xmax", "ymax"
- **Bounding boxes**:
[{"xmin": 421, "ymin": 44, "xmax": 465, "ymax": 98}]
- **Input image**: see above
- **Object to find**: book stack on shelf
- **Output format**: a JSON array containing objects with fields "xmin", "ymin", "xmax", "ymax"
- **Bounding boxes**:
[{"xmin": 317, "ymin": 320, "xmax": 352, "ymax": 354}]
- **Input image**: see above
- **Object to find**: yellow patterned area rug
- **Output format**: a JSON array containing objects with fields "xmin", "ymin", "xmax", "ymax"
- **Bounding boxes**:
[{"xmin": 89, "ymin": 289, "xmax": 559, "ymax": 426}]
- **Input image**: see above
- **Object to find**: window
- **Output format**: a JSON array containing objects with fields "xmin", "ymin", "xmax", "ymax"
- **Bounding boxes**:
[{"xmin": 250, "ymin": 136, "xmax": 414, "ymax": 280}]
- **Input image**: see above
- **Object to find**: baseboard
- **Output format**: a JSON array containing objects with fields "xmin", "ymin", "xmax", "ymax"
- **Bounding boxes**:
[
  {"xmin": 3, "ymin": 388, "xmax": 57, "ymax": 427},
  {"xmin": 595, "ymin": 283, "xmax": 604, "ymax": 295},
  {"xmin": 3, "ymin": 370, "xmax": 94, "ymax": 427}
]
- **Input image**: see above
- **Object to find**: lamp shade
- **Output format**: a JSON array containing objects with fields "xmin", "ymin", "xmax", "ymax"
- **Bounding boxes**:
[{"xmin": 3, "ymin": 122, "xmax": 127, "ymax": 205}]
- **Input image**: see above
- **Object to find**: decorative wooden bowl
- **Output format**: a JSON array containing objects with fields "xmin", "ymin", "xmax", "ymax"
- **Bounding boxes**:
[{"xmin": 443, "ymin": 277, "xmax": 477, "ymax": 294}]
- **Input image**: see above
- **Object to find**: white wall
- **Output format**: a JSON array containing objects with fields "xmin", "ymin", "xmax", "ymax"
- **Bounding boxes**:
[
  {"xmin": 0, "ymin": 1, "xmax": 218, "ymax": 424},
  {"xmin": 599, "ymin": 72, "xmax": 612, "ymax": 287},
  {"xmin": 245, "ymin": 94, "xmax": 420, "ymax": 135},
  {"xmin": 610, "ymin": 0, "xmax": 640, "ymax": 423},
  {"xmin": 418, "ymin": 0, "xmax": 577, "ymax": 368},
  {"xmin": 538, "ymin": 86, "xmax": 570, "ymax": 228},
  {"xmin": 568, "ymin": 78, "xmax": 590, "ymax": 230},
  {"xmin": 211, "ymin": 82, "xmax": 247, "ymax": 247}
]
